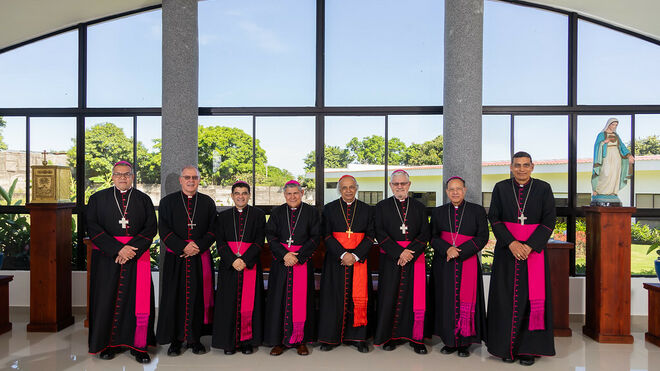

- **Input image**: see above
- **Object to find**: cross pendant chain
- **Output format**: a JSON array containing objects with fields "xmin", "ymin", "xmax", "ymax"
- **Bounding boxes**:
[
  {"xmin": 118, "ymin": 217, "xmax": 129, "ymax": 229},
  {"xmin": 346, "ymin": 228, "xmax": 353, "ymax": 239},
  {"xmin": 400, "ymin": 223, "xmax": 408, "ymax": 234},
  {"xmin": 518, "ymin": 213, "xmax": 527, "ymax": 225},
  {"xmin": 188, "ymin": 222, "xmax": 196, "ymax": 229},
  {"xmin": 286, "ymin": 237, "xmax": 294, "ymax": 248}
]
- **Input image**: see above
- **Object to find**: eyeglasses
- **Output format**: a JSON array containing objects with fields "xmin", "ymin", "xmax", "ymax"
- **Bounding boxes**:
[
  {"xmin": 390, "ymin": 182, "xmax": 410, "ymax": 187},
  {"xmin": 182, "ymin": 175, "xmax": 199, "ymax": 181},
  {"xmin": 112, "ymin": 172, "xmax": 133, "ymax": 178}
]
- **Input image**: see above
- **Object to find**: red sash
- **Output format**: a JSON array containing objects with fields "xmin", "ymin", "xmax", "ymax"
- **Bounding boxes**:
[
  {"xmin": 332, "ymin": 232, "xmax": 368, "ymax": 327},
  {"xmin": 91, "ymin": 236, "xmax": 151, "ymax": 348},
  {"xmin": 282, "ymin": 243, "xmax": 307, "ymax": 344},
  {"xmin": 504, "ymin": 222, "xmax": 546, "ymax": 331},
  {"xmin": 440, "ymin": 231, "xmax": 477, "ymax": 337},
  {"xmin": 397, "ymin": 241, "xmax": 426, "ymax": 341},
  {"xmin": 228, "ymin": 241, "xmax": 257, "ymax": 341},
  {"xmin": 165, "ymin": 240, "xmax": 214, "ymax": 325}
]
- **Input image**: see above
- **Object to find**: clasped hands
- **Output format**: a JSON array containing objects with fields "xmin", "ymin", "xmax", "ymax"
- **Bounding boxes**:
[
  {"xmin": 283, "ymin": 251, "xmax": 299, "ymax": 267},
  {"xmin": 397, "ymin": 248, "xmax": 415, "ymax": 266},
  {"xmin": 116, "ymin": 245, "xmax": 138, "ymax": 264},
  {"xmin": 341, "ymin": 252, "xmax": 357, "ymax": 266},
  {"xmin": 446, "ymin": 245, "xmax": 461, "ymax": 262},
  {"xmin": 180, "ymin": 241, "xmax": 201, "ymax": 258},
  {"xmin": 232, "ymin": 258, "xmax": 247, "ymax": 271},
  {"xmin": 509, "ymin": 241, "xmax": 532, "ymax": 261}
]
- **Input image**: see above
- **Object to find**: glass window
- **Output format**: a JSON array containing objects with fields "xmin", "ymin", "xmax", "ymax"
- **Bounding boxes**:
[
  {"xmin": 199, "ymin": 0, "xmax": 315, "ymax": 107},
  {"xmin": 197, "ymin": 116, "xmax": 254, "ymax": 206},
  {"xmin": 82, "ymin": 117, "xmax": 134, "ymax": 203},
  {"xmin": 323, "ymin": 116, "xmax": 385, "ymax": 204},
  {"xmin": 136, "ymin": 116, "xmax": 162, "ymax": 205},
  {"xmin": 388, "ymin": 115, "xmax": 443, "ymax": 205},
  {"xmin": 483, "ymin": 0, "xmax": 568, "ymax": 105},
  {"xmin": 577, "ymin": 115, "xmax": 632, "ymax": 207},
  {"xmin": 631, "ymin": 217, "xmax": 659, "ymax": 276},
  {"xmin": 514, "ymin": 116, "xmax": 569, "ymax": 206},
  {"xmin": 482, "ymin": 115, "xmax": 511, "ymax": 202},
  {"xmin": 325, "ymin": 0, "xmax": 444, "ymax": 106},
  {"xmin": 0, "ymin": 31, "xmax": 78, "ymax": 108},
  {"xmin": 0, "ymin": 213, "xmax": 31, "ymax": 270},
  {"xmin": 87, "ymin": 9, "xmax": 162, "ymax": 107},
  {"xmin": 633, "ymin": 114, "xmax": 660, "ymax": 209},
  {"xmin": 578, "ymin": 20, "xmax": 660, "ymax": 105},
  {"xmin": 30, "ymin": 117, "xmax": 76, "ymax": 202},
  {"xmin": 0, "ymin": 117, "xmax": 27, "ymax": 205},
  {"xmin": 255, "ymin": 116, "xmax": 315, "ymax": 205}
]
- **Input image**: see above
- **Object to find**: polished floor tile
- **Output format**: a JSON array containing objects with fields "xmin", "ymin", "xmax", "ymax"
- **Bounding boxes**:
[{"xmin": 0, "ymin": 309, "xmax": 657, "ymax": 370}]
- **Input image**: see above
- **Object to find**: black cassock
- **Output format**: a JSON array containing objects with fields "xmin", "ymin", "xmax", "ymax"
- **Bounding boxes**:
[
  {"xmin": 87, "ymin": 187, "xmax": 157, "ymax": 353},
  {"xmin": 212, "ymin": 205, "xmax": 266, "ymax": 351},
  {"xmin": 373, "ymin": 196, "xmax": 430, "ymax": 345},
  {"xmin": 263, "ymin": 202, "xmax": 320, "ymax": 346},
  {"xmin": 318, "ymin": 198, "xmax": 375, "ymax": 345},
  {"xmin": 428, "ymin": 201, "xmax": 488, "ymax": 348},
  {"xmin": 156, "ymin": 191, "xmax": 217, "ymax": 345},
  {"xmin": 487, "ymin": 178, "xmax": 556, "ymax": 359}
]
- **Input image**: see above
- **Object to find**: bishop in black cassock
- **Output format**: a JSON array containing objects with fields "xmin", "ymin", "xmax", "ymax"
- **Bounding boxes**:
[
  {"xmin": 428, "ymin": 176, "xmax": 488, "ymax": 358},
  {"xmin": 157, "ymin": 166, "xmax": 217, "ymax": 356},
  {"xmin": 212, "ymin": 181, "xmax": 266, "ymax": 355},
  {"xmin": 487, "ymin": 152, "xmax": 556, "ymax": 366},
  {"xmin": 374, "ymin": 170, "xmax": 430, "ymax": 354},
  {"xmin": 87, "ymin": 161, "xmax": 157, "ymax": 364},
  {"xmin": 318, "ymin": 175, "xmax": 375, "ymax": 353},
  {"xmin": 264, "ymin": 180, "xmax": 320, "ymax": 356}
]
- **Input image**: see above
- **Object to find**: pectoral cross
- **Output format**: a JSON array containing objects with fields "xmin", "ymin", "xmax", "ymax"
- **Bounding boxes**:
[
  {"xmin": 118, "ymin": 217, "xmax": 129, "ymax": 229},
  {"xmin": 400, "ymin": 223, "xmax": 408, "ymax": 234},
  {"xmin": 346, "ymin": 228, "xmax": 353, "ymax": 239},
  {"xmin": 286, "ymin": 237, "xmax": 294, "ymax": 248},
  {"xmin": 518, "ymin": 213, "xmax": 527, "ymax": 225},
  {"xmin": 188, "ymin": 222, "xmax": 196, "ymax": 229}
]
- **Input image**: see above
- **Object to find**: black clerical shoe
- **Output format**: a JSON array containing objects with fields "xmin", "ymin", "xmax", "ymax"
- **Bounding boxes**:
[
  {"xmin": 502, "ymin": 357, "xmax": 516, "ymax": 363},
  {"xmin": 167, "ymin": 342, "xmax": 182, "ymax": 356},
  {"xmin": 519, "ymin": 355, "xmax": 535, "ymax": 366},
  {"xmin": 296, "ymin": 344, "xmax": 310, "ymax": 356},
  {"xmin": 440, "ymin": 345, "xmax": 457, "ymax": 354},
  {"xmin": 190, "ymin": 342, "xmax": 207, "ymax": 354},
  {"xmin": 224, "ymin": 349, "xmax": 236, "ymax": 355},
  {"xmin": 356, "ymin": 341, "xmax": 369, "ymax": 353},
  {"xmin": 457, "ymin": 346, "xmax": 470, "ymax": 357},
  {"xmin": 240, "ymin": 344, "xmax": 254, "ymax": 354},
  {"xmin": 99, "ymin": 348, "xmax": 115, "ymax": 360},
  {"xmin": 130, "ymin": 349, "xmax": 151, "ymax": 364},
  {"xmin": 410, "ymin": 341, "xmax": 427, "ymax": 354},
  {"xmin": 320, "ymin": 343, "xmax": 334, "ymax": 351},
  {"xmin": 382, "ymin": 341, "xmax": 396, "ymax": 351}
]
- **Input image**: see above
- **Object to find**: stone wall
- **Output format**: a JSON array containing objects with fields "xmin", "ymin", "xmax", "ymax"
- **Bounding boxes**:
[{"xmin": 0, "ymin": 151, "xmax": 69, "ymax": 203}]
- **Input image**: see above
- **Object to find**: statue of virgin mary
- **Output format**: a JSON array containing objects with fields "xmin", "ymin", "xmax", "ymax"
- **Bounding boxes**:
[{"xmin": 591, "ymin": 118, "xmax": 635, "ymax": 206}]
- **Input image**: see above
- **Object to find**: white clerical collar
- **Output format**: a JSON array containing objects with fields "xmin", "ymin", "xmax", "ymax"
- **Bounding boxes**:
[
  {"xmin": 343, "ymin": 199, "xmax": 355, "ymax": 206},
  {"xmin": 237, "ymin": 207, "xmax": 244, "ymax": 213},
  {"xmin": 117, "ymin": 187, "xmax": 131, "ymax": 194},
  {"xmin": 290, "ymin": 207, "xmax": 298, "ymax": 211},
  {"xmin": 454, "ymin": 205, "xmax": 459, "ymax": 209}
]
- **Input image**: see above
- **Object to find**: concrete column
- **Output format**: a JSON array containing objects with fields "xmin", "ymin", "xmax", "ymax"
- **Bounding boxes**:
[
  {"xmin": 443, "ymin": 0, "xmax": 484, "ymax": 205},
  {"xmin": 161, "ymin": 0, "xmax": 198, "ymax": 196}
]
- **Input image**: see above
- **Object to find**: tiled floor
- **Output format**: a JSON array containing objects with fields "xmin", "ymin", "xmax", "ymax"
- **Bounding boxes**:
[{"xmin": 0, "ymin": 309, "xmax": 658, "ymax": 370}]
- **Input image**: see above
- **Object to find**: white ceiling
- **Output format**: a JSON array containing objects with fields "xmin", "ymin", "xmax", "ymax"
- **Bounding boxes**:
[{"xmin": 0, "ymin": 0, "xmax": 659, "ymax": 51}]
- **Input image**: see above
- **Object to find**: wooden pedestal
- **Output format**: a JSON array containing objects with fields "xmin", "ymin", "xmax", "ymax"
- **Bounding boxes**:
[
  {"xmin": 547, "ymin": 240, "xmax": 574, "ymax": 337},
  {"xmin": 0, "ymin": 275, "xmax": 13, "ymax": 334},
  {"xmin": 26, "ymin": 203, "xmax": 75, "ymax": 332},
  {"xmin": 582, "ymin": 206, "xmax": 635, "ymax": 343},
  {"xmin": 643, "ymin": 283, "xmax": 660, "ymax": 347}
]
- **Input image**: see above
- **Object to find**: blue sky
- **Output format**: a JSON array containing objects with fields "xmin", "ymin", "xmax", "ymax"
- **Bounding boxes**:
[{"xmin": 1, "ymin": 0, "xmax": 659, "ymax": 178}]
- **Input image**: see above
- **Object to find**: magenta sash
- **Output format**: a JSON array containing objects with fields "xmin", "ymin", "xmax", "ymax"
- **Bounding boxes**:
[
  {"xmin": 440, "ymin": 231, "xmax": 477, "ymax": 337},
  {"xmin": 397, "ymin": 241, "xmax": 425, "ymax": 340},
  {"xmin": 228, "ymin": 241, "xmax": 256, "ymax": 341},
  {"xmin": 281, "ymin": 242, "xmax": 307, "ymax": 344},
  {"xmin": 92, "ymin": 236, "xmax": 151, "ymax": 348},
  {"xmin": 504, "ymin": 222, "xmax": 546, "ymax": 331},
  {"xmin": 165, "ymin": 240, "xmax": 214, "ymax": 324}
]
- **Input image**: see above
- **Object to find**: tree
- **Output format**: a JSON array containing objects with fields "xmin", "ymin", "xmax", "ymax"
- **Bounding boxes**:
[
  {"xmin": 67, "ymin": 122, "xmax": 153, "ymax": 189},
  {"xmin": 0, "ymin": 116, "xmax": 7, "ymax": 150},
  {"xmin": 303, "ymin": 145, "xmax": 354, "ymax": 171},
  {"xmin": 346, "ymin": 135, "xmax": 407, "ymax": 165},
  {"xmin": 403, "ymin": 135, "xmax": 444, "ymax": 165},
  {"xmin": 197, "ymin": 125, "xmax": 268, "ymax": 185},
  {"xmin": 634, "ymin": 135, "xmax": 660, "ymax": 156}
]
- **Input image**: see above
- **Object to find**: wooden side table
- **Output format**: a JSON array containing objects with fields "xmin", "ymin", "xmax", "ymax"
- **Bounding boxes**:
[
  {"xmin": 547, "ymin": 240, "xmax": 574, "ymax": 337},
  {"xmin": 0, "ymin": 275, "xmax": 14, "ymax": 334},
  {"xmin": 643, "ymin": 282, "xmax": 660, "ymax": 347}
]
